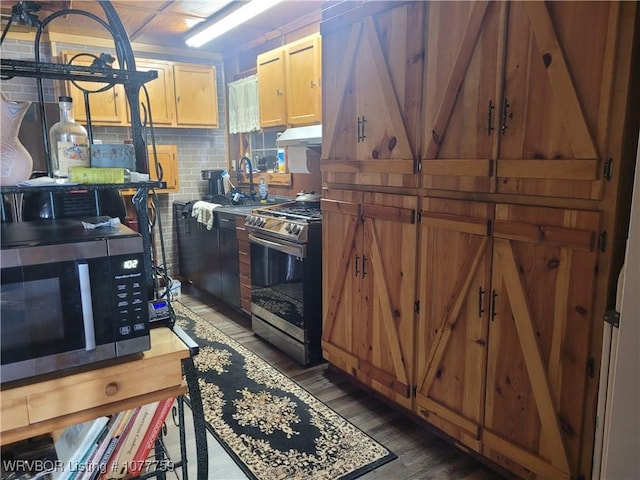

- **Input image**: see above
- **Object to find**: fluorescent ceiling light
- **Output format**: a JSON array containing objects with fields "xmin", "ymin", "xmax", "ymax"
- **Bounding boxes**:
[{"xmin": 186, "ymin": 0, "xmax": 283, "ymax": 48}]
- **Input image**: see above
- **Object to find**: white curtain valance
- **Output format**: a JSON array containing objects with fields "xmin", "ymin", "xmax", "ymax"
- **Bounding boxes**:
[{"xmin": 228, "ymin": 74, "xmax": 260, "ymax": 134}]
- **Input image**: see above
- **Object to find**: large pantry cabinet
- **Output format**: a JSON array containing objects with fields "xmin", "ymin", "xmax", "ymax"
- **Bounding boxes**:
[
  {"xmin": 421, "ymin": 1, "xmax": 618, "ymax": 199},
  {"xmin": 415, "ymin": 198, "xmax": 494, "ymax": 453},
  {"xmin": 320, "ymin": 2, "xmax": 639, "ymax": 480},
  {"xmin": 321, "ymin": 2, "xmax": 424, "ymax": 188},
  {"xmin": 321, "ymin": 188, "xmax": 418, "ymax": 410},
  {"xmin": 415, "ymin": 199, "xmax": 601, "ymax": 478}
]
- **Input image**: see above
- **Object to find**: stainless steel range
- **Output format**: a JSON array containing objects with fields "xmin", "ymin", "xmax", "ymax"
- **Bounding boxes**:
[{"xmin": 244, "ymin": 201, "xmax": 322, "ymax": 366}]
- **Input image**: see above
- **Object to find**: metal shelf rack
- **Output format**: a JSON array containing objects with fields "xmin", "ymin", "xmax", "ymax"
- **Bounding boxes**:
[{"xmin": 0, "ymin": 2, "xmax": 207, "ymax": 478}]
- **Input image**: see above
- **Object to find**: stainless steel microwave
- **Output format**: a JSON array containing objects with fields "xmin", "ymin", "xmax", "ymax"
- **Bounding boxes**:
[{"xmin": 1, "ymin": 218, "xmax": 150, "ymax": 383}]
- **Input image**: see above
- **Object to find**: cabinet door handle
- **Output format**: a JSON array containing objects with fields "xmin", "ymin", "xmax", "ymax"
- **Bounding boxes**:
[
  {"xmin": 355, "ymin": 254, "xmax": 360, "ymax": 277},
  {"xmin": 310, "ymin": 80, "xmax": 317, "ymax": 89},
  {"xmin": 276, "ymin": 89, "xmax": 283, "ymax": 96},
  {"xmin": 361, "ymin": 255, "xmax": 367, "ymax": 278},
  {"xmin": 487, "ymin": 100, "xmax": 495, "ymax": 135},
  {"xmin": 500, "ymin": 98, "xmax": 510, "ymax": 134},
  {"xmin": 357, "ymin": 115, "xmax": 367, "ymax": 142},
  {"xmin": 491, "ymin": 290, "xmax": 498, "ymax": 321},
  {"xmin": 478, "ymin": 287, "xmax": 485, "ymax": 317}
]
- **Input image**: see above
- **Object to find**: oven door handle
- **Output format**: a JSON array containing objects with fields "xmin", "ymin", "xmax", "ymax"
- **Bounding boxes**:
[{"xmin": 248, "ymin": 233, "xmax": 306, "ymax": 258}]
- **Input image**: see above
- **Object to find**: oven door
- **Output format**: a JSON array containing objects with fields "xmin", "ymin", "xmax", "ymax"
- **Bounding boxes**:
[{"xmin": 248, "ymin": 232, "xmax": 307, "ymax": 340}]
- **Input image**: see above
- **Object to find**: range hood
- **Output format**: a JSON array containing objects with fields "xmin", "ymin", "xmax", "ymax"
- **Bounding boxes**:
[{"xmin": 276, "ymin": 124, "xmax": 322, "ymax": 147}]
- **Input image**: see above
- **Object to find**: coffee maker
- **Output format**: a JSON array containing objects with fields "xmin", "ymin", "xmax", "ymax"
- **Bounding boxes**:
[{"xmin": 201, "ymin": 169, "xmax": 226, "ymax": 203}]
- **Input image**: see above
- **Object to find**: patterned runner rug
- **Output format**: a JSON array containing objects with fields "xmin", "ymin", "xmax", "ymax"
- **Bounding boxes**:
[{"xmin": 173, "ymin": 301, "xmax": 397, "ymax": 480}]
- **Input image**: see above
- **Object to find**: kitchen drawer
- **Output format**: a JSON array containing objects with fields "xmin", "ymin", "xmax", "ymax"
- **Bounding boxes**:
[
  {"xmin": 238, "ymin": 239, "xmax": 250, "ymax": 265},
  {"xmin": 236, "ymin": 227, "xmax": 249, "ymax": 243},
  {"xmin": 240, "ymin": 284, "xmax": 252, "ymax": 313},
  {"xmin": 1, "ymin": 328, "xmax": 189, "ymax": 444},
  {"xmin": 239, "ymin": 259, "xmax": 251, "ymax": 280},
  {"xmin": 28, "ymin": 358, "xmax": 184, "ymax": 423},
  {"xmin": 0, "ymin": 394, "xmax": 29, "ymax": 431}
]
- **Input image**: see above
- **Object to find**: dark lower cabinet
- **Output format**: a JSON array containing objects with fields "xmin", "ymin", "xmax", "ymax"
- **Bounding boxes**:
[
  {"xmin": 218, "ymin": 219, "xmax": 240, "ymax": 308},
  {"xmin": 174, "ymin": 202, "xmax": 240, "ymax": 309}
]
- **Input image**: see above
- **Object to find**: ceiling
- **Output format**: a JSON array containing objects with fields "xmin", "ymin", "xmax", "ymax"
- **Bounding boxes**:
[{"xmin": 1, "ymin": 0, "xmax": 325, "ymax": 56}]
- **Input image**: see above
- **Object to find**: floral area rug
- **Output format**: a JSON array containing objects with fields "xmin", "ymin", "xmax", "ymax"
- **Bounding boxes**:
[{"xmin": 173, "ymin": 301, "xmax": 397, "ymax": 480}]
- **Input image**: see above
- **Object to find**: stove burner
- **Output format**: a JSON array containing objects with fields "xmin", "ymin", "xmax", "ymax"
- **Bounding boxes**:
[{"xmin": 255, "ymin": 202, "xmax": 322, "ymax": 222}]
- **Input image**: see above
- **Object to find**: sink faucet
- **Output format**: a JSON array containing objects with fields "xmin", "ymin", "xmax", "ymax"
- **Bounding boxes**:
[{"xmin": 238, "ymin": 156, "xmax": 255, "ymax": 200}]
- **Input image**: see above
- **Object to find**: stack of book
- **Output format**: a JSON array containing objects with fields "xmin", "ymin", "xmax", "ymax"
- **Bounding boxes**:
[{"xmin": 52, "ymin": 397, "xmax": 176, "ymax": 480}]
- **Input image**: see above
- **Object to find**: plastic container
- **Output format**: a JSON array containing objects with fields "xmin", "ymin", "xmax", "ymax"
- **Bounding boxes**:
[
  {"xmin": 160, "ymin": 279, "xmax": 181, "ymax": 300},
  {"xmin": 259, "ymin": 178, "xmax": 268, "ymax": 202}
]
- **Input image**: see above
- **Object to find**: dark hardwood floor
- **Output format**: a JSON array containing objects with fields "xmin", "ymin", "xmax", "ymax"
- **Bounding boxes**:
[{"xmin": 176, "ymin": 285, "xmax": 511, "ymax": 480}]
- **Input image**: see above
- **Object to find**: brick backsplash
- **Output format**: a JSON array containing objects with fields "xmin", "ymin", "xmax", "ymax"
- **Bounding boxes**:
[{"xmin": 1, "ymin": 37, "xmax": 229, "ymax": 280}]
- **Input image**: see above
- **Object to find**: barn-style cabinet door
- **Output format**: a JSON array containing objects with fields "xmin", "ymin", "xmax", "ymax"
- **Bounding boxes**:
[
  {"xmin": 321, "ymin": 189, "xmax": 418, "ymax": 409},
  {"xmin": 483, "ymin": 204, "xmax": 601, "ymax": 479},
  {"xmin": 414, "ymin": 198, "xmax": 493, "ymax": 453},
  {"xmin": 422, "ymin": 1, "xmax": 620, "ymax": 200},
  {"xmin": 320, "ymin": 1, "xmax": 424, "ymax": 189}
]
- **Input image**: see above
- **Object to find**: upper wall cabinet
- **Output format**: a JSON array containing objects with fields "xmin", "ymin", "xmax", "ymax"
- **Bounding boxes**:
[
  {"xmin": 61, "ymin": 51, "xmax": 127, "ymax": 125},
  {"xmin": 173, "ymin": 63, "xmax": 219, "ymax": 128},
  {"xmin": 320, "ymin": 2, "xmax": 425, "ymax": 188},
  {"xmin": 257, "ymin": 48, "xmax": 288, "ymax": 128},
  {"xmin": 127, "ymin": 59, "xmax": 175, "ymax": 126},
  {"xmin": 285, "ymin": 34, "xmax": 322, "ymax": 126},
  {"xmin": 61, "ymin": 52, "xmax": 218, "ymax": 129},
  {"xmin": 257, "ymin": 33, "xmax": 322, "ymax": 129},
  {"xmin": 421, "ymin": 1, "xmax": 620, "ymax": 199}
]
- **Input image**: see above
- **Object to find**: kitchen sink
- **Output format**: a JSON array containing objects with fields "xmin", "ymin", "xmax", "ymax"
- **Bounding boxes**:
[{"xmin": 230, "ymin": 196, "xmax": 291, "ymax": 207}]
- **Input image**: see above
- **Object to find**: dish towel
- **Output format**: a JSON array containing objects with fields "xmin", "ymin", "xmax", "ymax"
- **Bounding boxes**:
[{"xmin": 191, "ymin": 201, "xmax": 221, "ymax": 230}]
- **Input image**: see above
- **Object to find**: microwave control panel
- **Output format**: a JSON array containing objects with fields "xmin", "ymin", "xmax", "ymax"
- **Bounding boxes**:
[{"xmin": 110, "ymin": 252, "xmax": 148, "ymax": 341}]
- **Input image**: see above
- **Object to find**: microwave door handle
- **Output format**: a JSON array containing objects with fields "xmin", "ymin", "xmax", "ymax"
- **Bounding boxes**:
[{"xmin": 78, "ymin": 263, "xmax": 97, "ymax": 351}]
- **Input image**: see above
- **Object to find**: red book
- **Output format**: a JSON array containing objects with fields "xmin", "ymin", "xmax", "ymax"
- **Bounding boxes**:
[{"xmin": 126, "ymin": 397, "xmax": 175, "ymax": 478}]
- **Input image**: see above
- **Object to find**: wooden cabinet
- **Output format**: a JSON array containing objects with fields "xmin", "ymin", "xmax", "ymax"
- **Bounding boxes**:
[
  {"xmin": 415, "ymin": 198, "xmax": 493, "ymax": 453},
  {"xmin": 483, "ymin": 204, "xmax": 600, "ymax": 479},
  {"xmin": 285, "ymin": 34, "xmax": 322, "ymax": 126},
  {"xmin": 421, "ymin": 1, "xmax": 618, "ymax": 199},
  {"xmin": 61, "ymin": 54, "xmax": 218, "ymax": 129},
  {"xmin": 321, "ymin": 188, "xmax": 418, "ymax": 409},
  {"xmin": 320, "ymin": 2, "xmax": 638, "ymax": 479},
  {"xmin": 173, "ymin": 63, "xmax": 219, "ymax": 128},
  {"xmin": 236, "ymin": 216, "xmax": 252, "ymax": 315},
  {"xmin": 128, "ymin": 59, "xmax": 175, "ymax": 126},
  {"xmin": 257, "ymin": 48, "xmax": 288, "ymax": 128},
  {"xmin": 321, "ymin": 2, "xmax": 424, "ymax": 188},
  {"xmin": 148, "ymin": 144, "xmax": 179, "ymax": 192},
  {"xmin": 415, "ymin": 199, "xmax": 601, "ymax": 479},
  {"xmin": 62, "ymin": 51, "xmax": 127, "ymax": 125},
  {"xmin": 121, "ymin": 144, "xmax": 178, "ymax": 195},
  {"xmin": 256, "ymin": 34, "xmax": 322, "ymax": 128}
]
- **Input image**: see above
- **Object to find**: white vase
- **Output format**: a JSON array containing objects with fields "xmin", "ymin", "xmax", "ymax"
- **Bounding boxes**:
[{"xmin": 1, "ymin": 93, "xmax": 33, "ymax": 186}]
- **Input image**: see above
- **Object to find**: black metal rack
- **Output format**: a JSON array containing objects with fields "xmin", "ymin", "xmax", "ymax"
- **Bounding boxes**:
[{"xmin": 0, "ymin": 2, "xmax": 207, "ymax": 478}]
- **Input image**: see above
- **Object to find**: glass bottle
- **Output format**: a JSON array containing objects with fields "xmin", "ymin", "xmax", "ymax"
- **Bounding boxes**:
[{"xmin": 49, "ymin": 96, "xmax": 90, "ymax": 178}]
